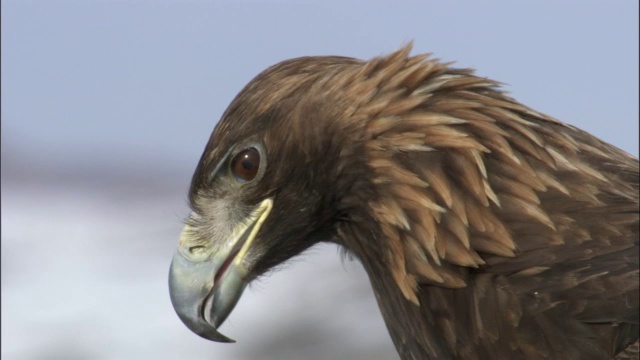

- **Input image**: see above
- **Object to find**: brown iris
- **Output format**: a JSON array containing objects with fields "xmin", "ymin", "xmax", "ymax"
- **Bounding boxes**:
[{"xmin": 230, "ymin": 148, "xmax": 260, "ymax": 183}]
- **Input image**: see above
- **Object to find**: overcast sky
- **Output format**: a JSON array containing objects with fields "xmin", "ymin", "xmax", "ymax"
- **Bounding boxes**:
[
  {"xmin": 2, "ymin": 2, "xmax": 638, "ymax": 360},
  {"xmin": 2, "ymin": 1, "xmax": 638, "ymax": 173}
]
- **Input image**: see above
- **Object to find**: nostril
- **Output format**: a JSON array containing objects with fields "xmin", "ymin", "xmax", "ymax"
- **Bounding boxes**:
[{"xmin": 188, "ymin": 245, "xmax": 207, "ymax": 256}]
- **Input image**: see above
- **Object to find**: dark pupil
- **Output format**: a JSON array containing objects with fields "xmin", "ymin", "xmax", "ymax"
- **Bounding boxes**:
[
  {"xmin": 241, "ymin": 158, "xmax": 254, "ymax": 170},
  {"xmin": 232, "ymin": 148, "xmax": 260, "ymax": 182}
]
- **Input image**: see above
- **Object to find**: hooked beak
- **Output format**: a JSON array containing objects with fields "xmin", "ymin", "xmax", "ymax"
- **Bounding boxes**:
[{"xmin": 169, "ymin": 198, "xmax": 273, "ymax": 342}]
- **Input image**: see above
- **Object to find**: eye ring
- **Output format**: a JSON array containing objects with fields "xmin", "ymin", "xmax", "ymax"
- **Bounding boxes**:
[{"xmin": 229, "ymin": 147, "xmax": 261, "ymax": 183}]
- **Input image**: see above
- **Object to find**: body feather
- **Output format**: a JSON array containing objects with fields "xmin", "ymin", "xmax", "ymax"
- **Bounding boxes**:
[{"xmin": 326, "ymin": 45, "xmax": 639, "ymax": 359}]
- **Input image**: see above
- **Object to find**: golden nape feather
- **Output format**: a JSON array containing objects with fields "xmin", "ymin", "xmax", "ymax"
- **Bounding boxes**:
[
  {"xmin": 170, "ymin": 43, "xmax": 638, "ymax": 360},
  {"xmin": 336, "ymin": 45, "xmax": 638, "ymax": 359}
]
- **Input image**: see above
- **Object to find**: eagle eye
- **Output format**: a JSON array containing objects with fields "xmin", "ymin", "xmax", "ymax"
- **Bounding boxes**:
[{"xmin": 230, "ymin": 147, "xmax": 260, "ymax": 183}]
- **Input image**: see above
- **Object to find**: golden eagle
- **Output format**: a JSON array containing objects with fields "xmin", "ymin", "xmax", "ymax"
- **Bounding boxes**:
[{"xmin": 169, "ymin": 44, "xmax": 639, "ymax": 359}]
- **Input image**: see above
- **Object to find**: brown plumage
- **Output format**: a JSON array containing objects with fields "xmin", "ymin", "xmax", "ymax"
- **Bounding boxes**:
[{"xmin": 169, "ymin": 44, "xmax": 639, "ymax": 359}]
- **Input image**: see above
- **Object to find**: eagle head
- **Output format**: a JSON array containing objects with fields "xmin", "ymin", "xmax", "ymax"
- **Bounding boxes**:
[
  {"xmin": 168, "ymin": 53, "xmax": 376, "ymax": 342},
  {"xmin": 168, "ymin": 44, "xmax": 639, "ymax": 358}
]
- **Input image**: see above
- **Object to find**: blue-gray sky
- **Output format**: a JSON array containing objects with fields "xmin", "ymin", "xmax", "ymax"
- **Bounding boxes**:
[
  {"xmin": 2, "ymin": 2, "xmax": 638, "ymax": 360},
  {"xmin": 3, "ymin": 1, "xmax": 638, "ymax": 173}
]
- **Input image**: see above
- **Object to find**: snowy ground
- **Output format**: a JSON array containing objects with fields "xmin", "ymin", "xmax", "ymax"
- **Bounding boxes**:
[{"xmin": 1, "ymin": 158, "xmax": 397, "ymax": 360}]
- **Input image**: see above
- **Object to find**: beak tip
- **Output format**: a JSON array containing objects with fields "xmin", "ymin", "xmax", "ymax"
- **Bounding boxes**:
[
  {"xmin": 169, "ymin": 251, "xmax": 241, "ymax": 344},
  {"xmin": 197, "ymin": 328, "xmax": 236, "ymax": 343},
  {"xmin": 218, "ymin": 336, "xmax": 237, "ymax": 344}
]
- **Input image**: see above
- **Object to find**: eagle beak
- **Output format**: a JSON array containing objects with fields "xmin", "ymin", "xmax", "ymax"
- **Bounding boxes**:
[{"xmin": 168, "ymin": 198, "xmax": 273, "ymax": 343}]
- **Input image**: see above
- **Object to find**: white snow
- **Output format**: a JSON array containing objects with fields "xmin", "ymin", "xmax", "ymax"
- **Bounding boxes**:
[{"xmin": 1, "ymin": 174, "xmax": 397, "ymax": 360}]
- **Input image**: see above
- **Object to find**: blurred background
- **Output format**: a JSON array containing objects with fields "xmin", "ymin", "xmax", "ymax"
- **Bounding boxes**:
[{"xmin": 2, "ymin": 1, "xmax": 638, "ymax": 359}]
